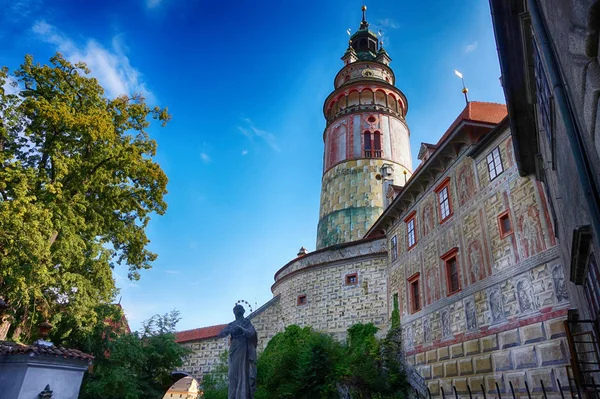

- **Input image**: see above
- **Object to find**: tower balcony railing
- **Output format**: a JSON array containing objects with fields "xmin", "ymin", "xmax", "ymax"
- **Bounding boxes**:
[{"xmin": 363, "ymin": 150, "xmax": 382, "ymax": 158}]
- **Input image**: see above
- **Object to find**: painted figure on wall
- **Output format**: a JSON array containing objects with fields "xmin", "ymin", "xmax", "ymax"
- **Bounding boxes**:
[
  {"xmin": 217, "ymin": 304, "xmax": 258, "ymax": 399},
  {"xmin": 552, "ymin": 265, "xmax": 569, "ymax": 302},
  {"xmin": 457, "ymin": 162, "xmax": 475, "ymax": 206},
  {"xmin": 516, "ymin": 279, "xmax": 537, "ymax": 313},
  {"xmin": 505, "ymin": 137, "xmax": 514, "ymax": 168},
  {"xmin": 422, "ymin": 201, "xmax": 434, "ymax": 236},
  {"xmin": 468, "ymin": 240, "xmax": 484, "ymax": 284},
  {"xmin": 519, "ymin": 206, "xmax": 545, "ymax": 258},
  {"xmin": 441, "ymin": 309, "xmax": 451, "ymax": 338},
  {"xmin": 426, "ymin": 268, "xmax": 438, "ymax": 305},
  {"xmin": 488, "ymin": 287, "xmax": 505, "ymax": 323},
  {"xmin": 405, "ymin": 325, "xmax": 414, "ymax": 349},
  {"xmin": 423, "ymin": 317, "xmax": 431, "ymax": 343},
  {"xmin": 465, "ymin": 298, "xmax": 477, "ymax": 330}
]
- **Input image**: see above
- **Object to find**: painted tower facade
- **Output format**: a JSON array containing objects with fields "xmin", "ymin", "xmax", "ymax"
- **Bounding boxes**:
[{"xmin": 316, "ymin": 7, "xmax": 413, "ymax": 249}]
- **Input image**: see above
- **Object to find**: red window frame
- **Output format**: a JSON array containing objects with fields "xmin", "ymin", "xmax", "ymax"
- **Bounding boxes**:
[
  {"xmin": 441, "ymin": 247, "xmax": 461, "ymax": 296},
  {"xmin": 404, "ymin": 211, "xmax": 417, "ymax": 250},
  {"xmin": 497, "ymin": 210, "xmax": 514, "ymax": 238},
  {"xmin": 434, "ymin": 177, "xmax": 453, "ymax": 224},
  {"xmin": 408, "ymin": 272, "xmax": 421, "ymax": 313},
  {"xmin": 297, "ymin": 295, "xmax": 307, "ymax": 306},
  {"xmin": 345, "ymin": 273, "xmax": 358, "ymax": 286}
]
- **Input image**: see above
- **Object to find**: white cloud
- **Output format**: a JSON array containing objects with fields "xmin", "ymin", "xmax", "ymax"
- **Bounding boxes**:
[
  {"xmin": 2, "ymin": 0, "xmax": 42, "ymax": 20},
  {"xmin": 31, "ymin": 20, "xmax": 154, "ymax": 102},
  {"xmin": 241, "ymin": 149, "xmax": 248, "ymax": 155},
  {"xmin": 376, "ymin": 18, "xmax": 400, "ymax": 29},
  {"xmin": 238, "ymin": 118, "xmax": 280, "ymax": 152},
  {"xmin": 464, "ymin": 41, "xmax": 478, "ymax": 54},
  {"xmin": 200, "ymin": 152, "xmax": 211, "ymax": 163},
  {"xmin": 146, "ymin": 0, "xmax": 162, "ymax": 8}
]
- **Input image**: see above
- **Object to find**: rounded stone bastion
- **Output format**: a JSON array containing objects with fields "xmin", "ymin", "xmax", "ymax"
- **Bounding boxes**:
[{"xmin": 271, "ymin": 236, "xmax": 390, "ymax": 340}]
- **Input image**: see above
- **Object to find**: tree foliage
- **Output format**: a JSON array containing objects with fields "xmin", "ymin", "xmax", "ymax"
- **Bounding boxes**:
[
  {"xmin": 255, "ymin": 325, "xmax": 343, "ymax": 399},
  {"xmin": 80, "ymin": 310, "xmax": 190, "ymax": 399},
  {"xmin": 0, "ymin": 54, "xmax": 170, "ymax": 341},
  {"xmin": 252, "ymin": 323, "xmax": 409, "ymax": 399},
  {"xmin": 200, "ymin": 350, "xmax": 229, "ymax": 399}
]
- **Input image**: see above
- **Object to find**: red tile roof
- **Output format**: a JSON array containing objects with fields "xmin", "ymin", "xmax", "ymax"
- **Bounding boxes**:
[
  {"xmin": 437, "ymin": 101, "xmax": 507, "ymax": 145},
  {"xmin": 0, "ymin": 341, "xmax": 94, "ymax": 360},
  {"xmin": 175, "ymin": 324, "xmax": 227, "ymax": 343}
]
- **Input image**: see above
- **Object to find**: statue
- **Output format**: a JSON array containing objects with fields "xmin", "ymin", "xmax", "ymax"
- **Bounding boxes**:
[{"xmin": 217, "ymin": 304, "xmax": 258, "ymax": 399}]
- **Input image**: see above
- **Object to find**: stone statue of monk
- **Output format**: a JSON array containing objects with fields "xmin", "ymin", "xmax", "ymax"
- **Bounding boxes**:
[{"xmin": 217, "ymin": 304, "xmax": 257, "ymax": 399}]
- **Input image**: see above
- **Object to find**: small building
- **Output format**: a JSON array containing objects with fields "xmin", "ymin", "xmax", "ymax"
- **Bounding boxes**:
[
  {"xmin": 0, "ymin": 340, "xmax": 93, "ymax": 399},
  {"xmin": 162, "ymin": 376, "xmax": 199, "ymax": 399}
]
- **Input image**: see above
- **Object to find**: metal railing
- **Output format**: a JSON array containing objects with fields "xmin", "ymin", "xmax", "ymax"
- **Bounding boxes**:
[{"xmin": 564, "ymin": 319, "xmax": 600, "ymax": 398}]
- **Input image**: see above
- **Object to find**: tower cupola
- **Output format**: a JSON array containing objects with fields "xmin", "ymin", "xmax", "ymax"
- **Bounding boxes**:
[{"xmin": 349, "ymin": 6, "xmax": 379, "ymax": 60}]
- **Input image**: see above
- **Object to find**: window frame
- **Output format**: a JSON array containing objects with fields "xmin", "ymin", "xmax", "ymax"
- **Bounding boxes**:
[
  {"xmin": 408, "ymin": 273, "xmax": 421, "ymax": 313},
  {"xmin": 434, "ymin": 177, "xmax": 453, "ymax": 224},
  {"xmin": 297, "ymin": 294, "xmax": 307, "ymax": 306},
  {"xmin": 486, "ymin": 147, "xmax": 504, "ymax": 181},
  {"xmin": 497, "ymin": 210, "xmax": 514, "ymax": 239},
  {"xmin": 345, "ymin": 273, "xmax": 358, "ymax": 286},
  {"xmin": 364, "ymin": 131, "xmax": 372, "ymax": 157},
  {"xmin": 441, "ymin": 247, "xmax": 461, "ymax": 296},
  {"xmin": 405, "ymin": 211, "xmax": 417, "ymax": 250},
  {"xmin": 391, "ymin": 235, "xmax": 398, "ymax": 261}
]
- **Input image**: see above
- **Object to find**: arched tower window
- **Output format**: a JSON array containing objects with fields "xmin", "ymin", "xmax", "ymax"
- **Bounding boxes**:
[
  {"xmin": 364, "ymin": 131, "xmax": 372, "ymax": 157},
  {"xmin": 373, "ymin": 131, "xmax": 382, "ymax": 158}
]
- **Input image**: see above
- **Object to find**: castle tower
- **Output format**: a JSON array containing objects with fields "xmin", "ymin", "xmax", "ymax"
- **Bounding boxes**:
[{"xmin": 316, "ymin": 6, "xmax": 413, "ymax": 249}]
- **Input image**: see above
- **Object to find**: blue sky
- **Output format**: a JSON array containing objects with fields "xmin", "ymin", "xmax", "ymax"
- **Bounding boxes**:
[{"xmin": 1, "ymin": 0, "xmax": 505, "ymax": 331}]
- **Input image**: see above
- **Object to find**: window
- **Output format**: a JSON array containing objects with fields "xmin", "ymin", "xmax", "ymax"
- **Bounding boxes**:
[
  {"xmin": 441, "ymin": 247, "xmax": 460, "ymax": 296},
  {"xmin": 434, "ymin": 177, "xmax": 452, "ymax": 223},
  {"xmin": 345, "ymin": 273, "xmax": 358, "ymax": 285},
  {"xmin": 405, "ymin": 212, "xmax": 417, "ymax": 249},
  {"xmin": 408, "ymin": 273, "xmax": 420, "ymax": 313},
  {"xmin": 297, "ymin": 295, "xmax": 307, "ymax": 306},
  {"xmin": 391, "ymin": 235, "xmax": 398, "ymax": 261},
  {"xmin": 373, "ymin": 131, "xmax": 382, "ymax": 158},
  {"xmin": 498, "ymin": 210, "xmax": 513, "ymax": 238},
  {"xmin": 364, "ymin": 131, "xmax": 372, "ymax": 157},
  {"xmin": 487, "ymin": 147, "xmax": 504, "ymax": 180}
]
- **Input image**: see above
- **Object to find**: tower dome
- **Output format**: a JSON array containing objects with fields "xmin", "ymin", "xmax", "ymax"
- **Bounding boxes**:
[{"xmin": 316, "ymin": 6, "xmax": 413, "ymax": 249}]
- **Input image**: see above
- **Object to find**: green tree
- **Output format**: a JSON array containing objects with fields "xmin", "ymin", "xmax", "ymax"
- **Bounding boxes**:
[
  {"xmin": 0, "ymin": 54, "xmax": 170, "ymax": 341},
  {"xmin": 201, "ymin": 350, "xmax": 229, "ymax": 399},
  {"xmin": 256, "ymin": 325, "xmax": 343, "ymax": 399},
  {"xmin": 80, "ymin": 310, "xmax": 190, "ymax": 399}
]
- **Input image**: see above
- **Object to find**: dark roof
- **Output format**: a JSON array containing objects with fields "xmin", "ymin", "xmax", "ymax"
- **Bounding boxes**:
[
  {"xmin": 175, "ymin": 324, "xmax": 227, "ymax": 343},
  {"xmin": 0, "ymin": 341, "xmax": 94, "ymax": 360}
]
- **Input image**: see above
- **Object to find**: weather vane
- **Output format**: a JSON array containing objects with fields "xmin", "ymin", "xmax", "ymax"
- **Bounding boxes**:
[{"xmin": 454, "ymin": 70, "xmax": 469, "ymax": 105}]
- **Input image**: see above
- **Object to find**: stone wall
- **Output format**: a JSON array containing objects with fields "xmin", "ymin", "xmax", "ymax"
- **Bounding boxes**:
[
  {"xmin": 179, "ymin": 336, "xmax": 229, "ymax": 380},
  {"xmin": 385, "ymin": 127, "xmax": 571, "ymax": 395},
  {"xmin": 529, "ymin": 0, "xmax": 600, "ymax": 318},
  {"xmin": 273, "ymin": 237, "xmax": 389, "ymax": 340}
]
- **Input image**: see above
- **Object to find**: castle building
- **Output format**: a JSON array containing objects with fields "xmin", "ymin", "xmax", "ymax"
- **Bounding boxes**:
[
  {"xmin": 489, "ymin": 2, "xmax": 600, "ymax": 393},
  {"xmin": 177, "ymin": 7, "xmax": 574, "ymax": 396}
]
